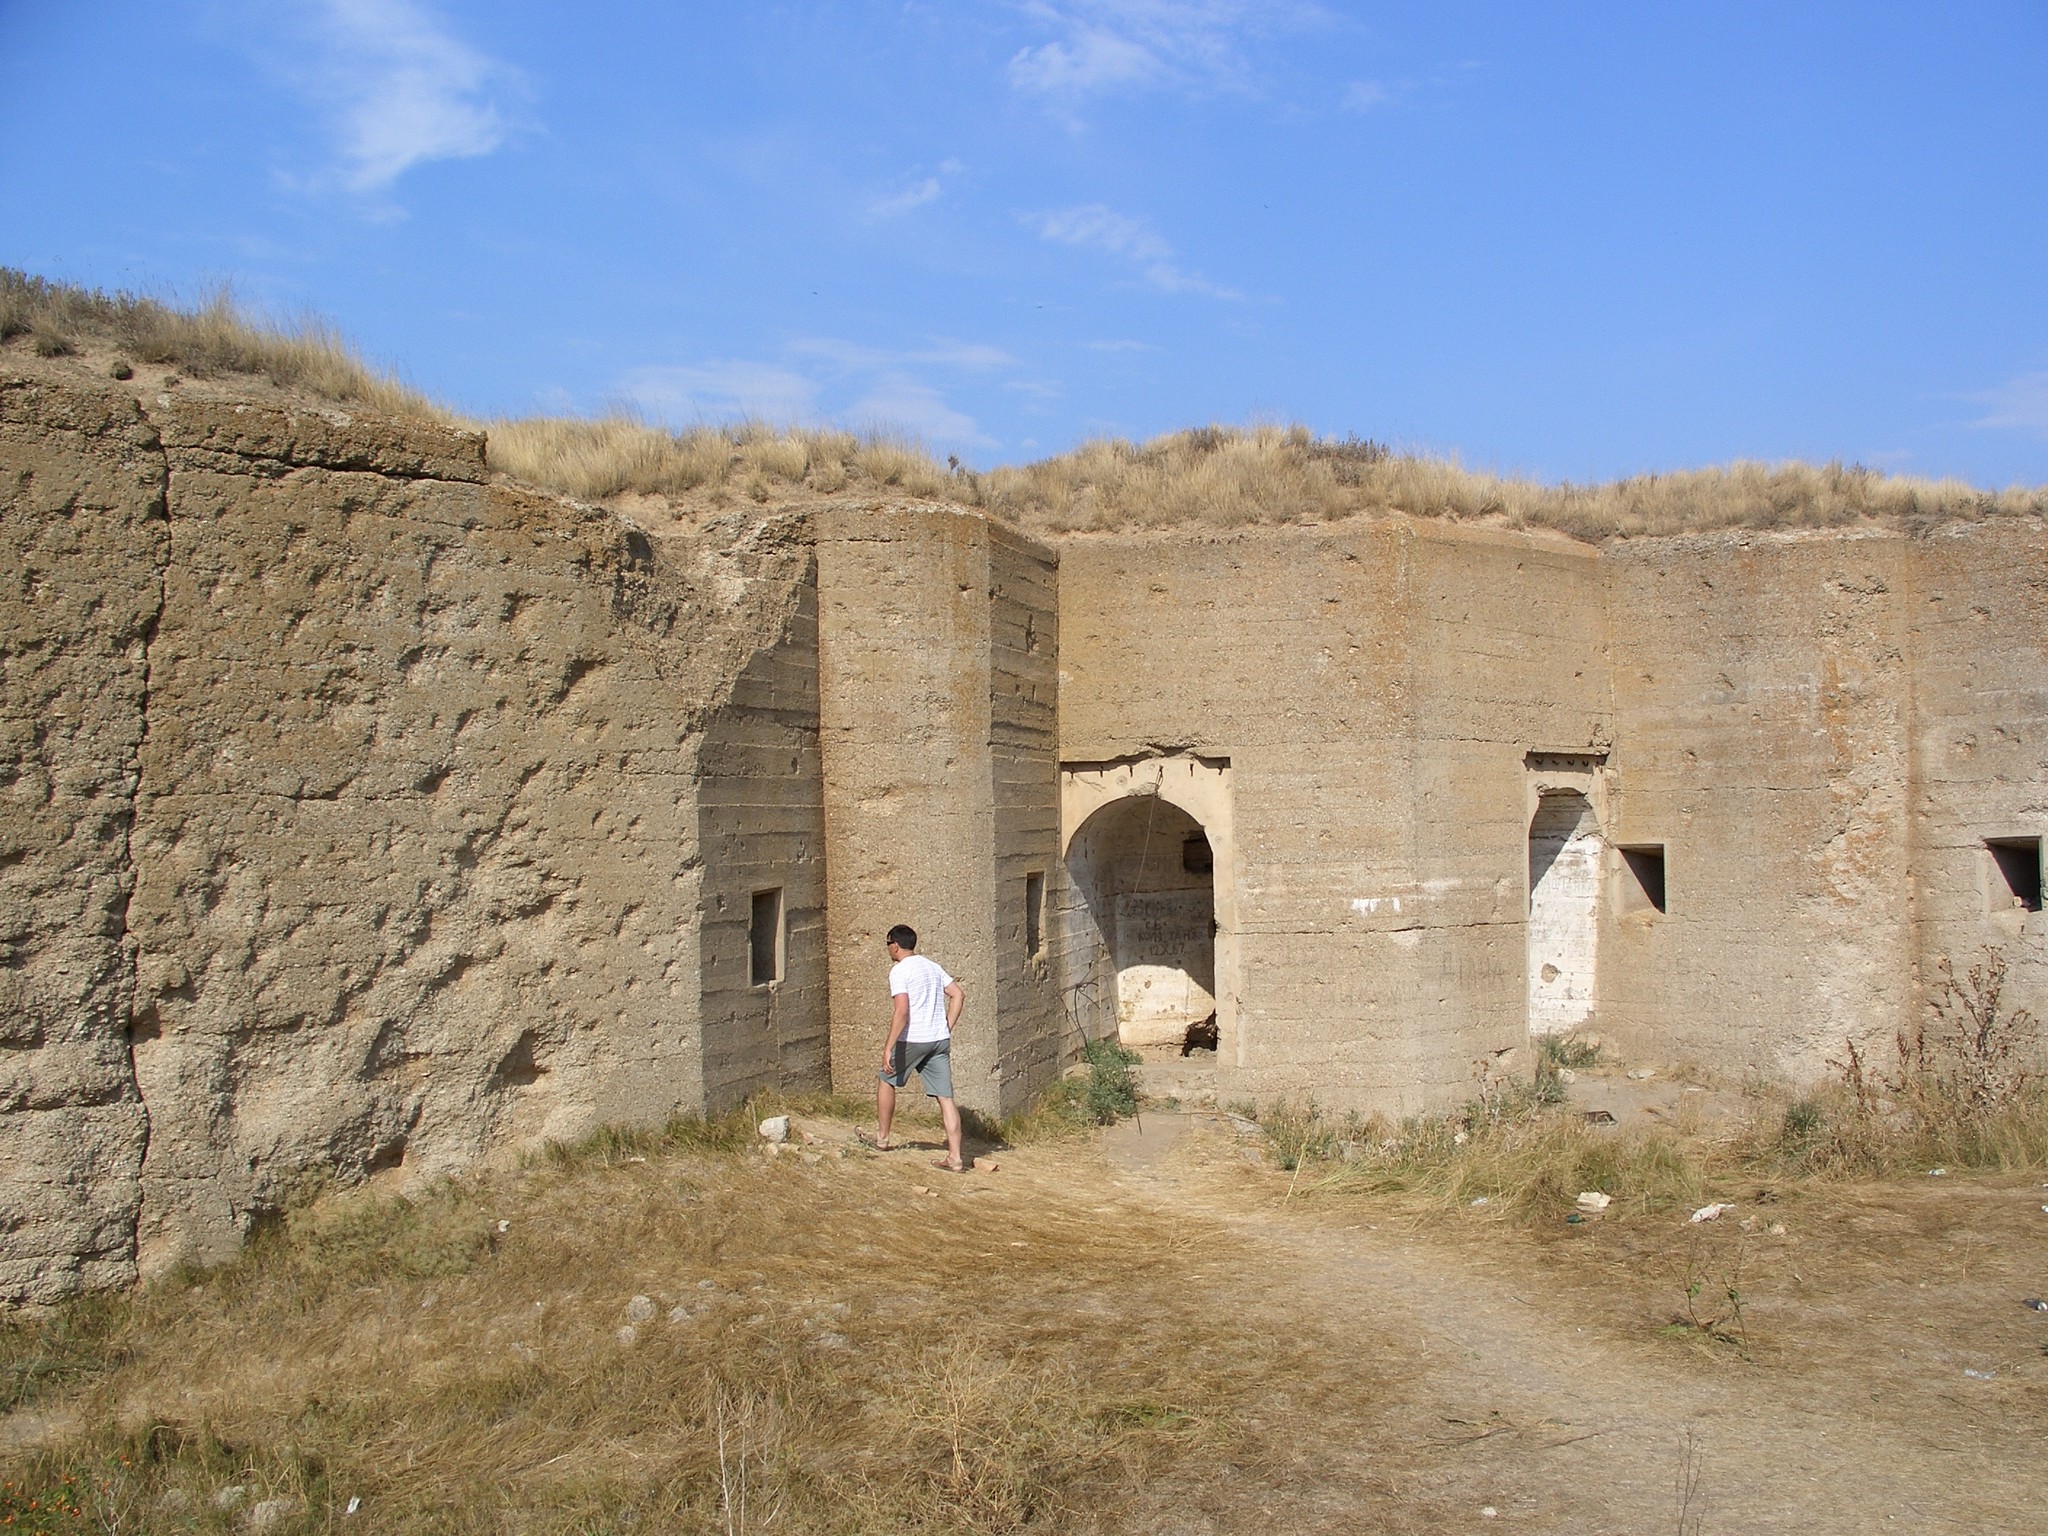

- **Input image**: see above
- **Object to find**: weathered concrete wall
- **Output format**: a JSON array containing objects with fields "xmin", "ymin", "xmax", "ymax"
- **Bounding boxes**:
[
  {"xmin": 1, "ymin": 374, "xmax": 828, "ymax": 1298},
  {"xmin": 1601, "ymin": 533, "xmax": 1918, "ymax": 1076},
  {"xmin": 1905, "ymin": 519, "xmax": 2048, "ymax": 1037},
  {"xmin": 985, "ymin": 525, "xmax": 1064, "ymax": 1101},
  {"xmin": 0, "ymin": 380, "xmax": 162, "ymax": 1303},
  {"xmin": 816, "ymin": 506, "xmax": 1061, "ymax": 1116},
  {"xmin": 1058, "ymin": 518, "xmax": 1611, "ymax": 1114},
  {"xmin": 10, "ymin": 352, "xmax": 2045, "ymax": 1297},
  {"xmin": 696, "ymin": 555, "xmax": 829, "ymax": 1111}
]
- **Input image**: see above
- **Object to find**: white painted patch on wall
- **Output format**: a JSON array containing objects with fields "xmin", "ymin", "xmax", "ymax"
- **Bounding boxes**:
[
  {"xmin": 1114, "ymin": 890, "xmax": 1216, "ymax": 1049},
  {"xmin": 1350, "ymin": 896, "xmax": 1403, "ymax": 916},
  {"xmin": 1528, "ymin": 791, "xmax": 1600, "ymax": 1035}
]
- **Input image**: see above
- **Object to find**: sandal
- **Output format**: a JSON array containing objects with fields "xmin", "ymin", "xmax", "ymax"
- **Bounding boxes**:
[
  {"xmin": 856, "ymin": 1129, "xmax": 893, "ymax": 1151},
  {"xmin": 931, "ymin": 1156, "xmax": 967, "ymax": 1174}
]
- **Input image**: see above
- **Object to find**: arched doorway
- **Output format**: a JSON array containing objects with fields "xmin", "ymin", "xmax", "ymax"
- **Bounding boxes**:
[
  {"xmin": 1068, "ymin": 796, "xmax": 1217, "ymax": 1050},
  {"xmin": 1528, "ymin": 789, "xmax": 1601, "ymax": 1035},
  {"xmin": 1059, "ymin": 755, "xmax": 1236, "ymax": 1065}
]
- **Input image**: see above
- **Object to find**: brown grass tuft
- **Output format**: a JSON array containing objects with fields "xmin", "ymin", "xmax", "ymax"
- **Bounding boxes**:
[
  {"xmin": 482, "ymin": 415, "xmax": 952, "ymax": 504},
  {"xmin": 976, "ymin": 423, "xmax": 2048, "ymax": 543},
  {"xmin": 10, "ymin": 270, "xmax": 2044, "ymax": 544},
  {"xmin": 0, "ymin": 268, "xmax": 442, "ymax": 420}
]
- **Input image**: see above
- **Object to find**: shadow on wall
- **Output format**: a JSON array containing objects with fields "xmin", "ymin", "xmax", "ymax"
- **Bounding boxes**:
[{"xmin": 1065, "ymin": 794, "xmax": 1217, "ymax": 1052}]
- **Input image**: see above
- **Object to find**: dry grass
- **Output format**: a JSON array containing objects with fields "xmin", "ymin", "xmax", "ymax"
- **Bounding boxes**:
[
  {"xmin": 1256, "ymin": 1055, "xmax": 2048, "ymax": 1224},
  {"xmin": 484, "ymin": 416, "xmax": 951, "ymax": 504},
  {"xmin": 976, "ymin": 423, "xmax": 2048, "ymax": 541},
  {"xmin": 0, "ymin": 1102, "xmax": 1359, "ymax": 1535},
  {"xmin": 10, "ymin": 270, "xmax": 2043, "ymax": 544},
  {"xmin": 0, "ymin": 269, "xmax": 442, "ymax": 421}
]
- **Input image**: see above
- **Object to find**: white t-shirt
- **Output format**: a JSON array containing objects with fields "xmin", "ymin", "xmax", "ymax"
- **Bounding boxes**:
[{"xmin": 890, "ymin": 954, "xmax": 955, "ymax": 1043}]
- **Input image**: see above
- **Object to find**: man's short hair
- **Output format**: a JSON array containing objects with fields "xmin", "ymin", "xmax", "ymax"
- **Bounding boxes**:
[{"xmin": 886, "ymin": 923, "xmax": 918, "ymax": 951}]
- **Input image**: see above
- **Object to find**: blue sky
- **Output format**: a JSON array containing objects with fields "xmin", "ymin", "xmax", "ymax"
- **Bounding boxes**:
[{"xmin": 3, "ymin": 2, "xmax": 2046, "ymax": 482}]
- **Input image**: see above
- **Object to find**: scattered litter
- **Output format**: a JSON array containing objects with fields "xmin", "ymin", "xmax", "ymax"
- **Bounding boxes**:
[
  {"xmin": 1556, "ymin": 1067, "xmax": 1577, "ymax": 1085},
  {"xmin": 1690, "ymin": 1203, "xmax": 1732, "ymax": 1224},
  {"xmin": 1566, "ymin": 1213, "xmax": 1586, "ymax": 1225},
  {"xmin": 496, "ymin": 1219, "xmax": 511, "ymax": 1234},
  {"xmin": 1964, "ymin": 1368, "xmax": 1996, "ymax": 1380},
  {"xmin": 616, "ymin": 1325, "xmax": 637, "ymax": 1346},
  {"xmin": 668, "ymin": 1305, "xmax": 692, "ymax": 1323},
  {"xmin": 1767, "ymin": 1222, "xmax": 1787, "ymax": 1237},
  {"xmin": 1739, "ymin": 1215, "xmax": 1759, "ymax": 1233},
  {"xmin": 911, "ymin": 1184, "xmax": 931, "ymax": 1196},
  {"xmin": 1626, "ymin": 1067, "xmax": 1656, "ymax": 1081},
  {"xmin": 1453, "ymin": 1130, "xmax": 1470, "ymax": 1146},
  {"xmin": 1471, "ymin": 1196, "xmax": 1490, "ymax": 1207},
  {"xmin": 1481, "ymin": 1506, "xmax": 1499, "ymax": 1519},
  {"xmin": 1582, "ymin": 1109, "xmax": 1616, "ymax": 1126},
  {"xmin": 626, "ymin": 1295, "xmax": 655, "ymax": 1322},
  {"xmin": 344, "ymin": 1497, "xmax": 361, "ymax": 1516},
  {"xmin": 1928, "ymin": 1167, "xmax": 1948, "ymax": 1177},
  {"xmin": 982, "ymin": 1160, "xmax": 1000, "ymax": 1172},
  {"xmin": 1575, "ymin": 1191, "xmax": 1612, "ymax": 1213},
  {"xmin": 625, "ymin": 1155, "xmax": 647, "ymax": 1164},
  {"xmin": 2021, "ymin": 1298, "xmax": 2046, "ymax": 1312},
  {"xmin": 758, "ymin": 1116, "xmax": 790, "ymax": 1144}
]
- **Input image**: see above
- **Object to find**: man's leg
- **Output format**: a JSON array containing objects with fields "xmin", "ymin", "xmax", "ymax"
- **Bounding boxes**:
[
  {"xmin": 875, "ymin": 1078, "xmax": 897, "ymax": 1148},
  {"xmin": 936, "ymin": 1095, "xmax": 964, "ymax": 1170}
]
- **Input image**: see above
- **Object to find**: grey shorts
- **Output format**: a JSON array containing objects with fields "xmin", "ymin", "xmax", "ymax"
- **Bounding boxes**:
[{"xmin": 880, "ymin": 1038, "xmax": 953, "ymax": 1099}]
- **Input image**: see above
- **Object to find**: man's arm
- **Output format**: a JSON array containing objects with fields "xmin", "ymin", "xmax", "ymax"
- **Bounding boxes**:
[
  {"xmin": 944, "ymin": 980, "xmax": 965, "ymax": 1031},
  {"xmin": 882, "ymin": 993, "xmax": 910, "ymax": 1065}
]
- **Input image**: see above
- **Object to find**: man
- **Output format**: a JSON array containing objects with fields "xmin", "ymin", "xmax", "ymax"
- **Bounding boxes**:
[{"xmin": 866, "ymin": 923, "xmax": 967, "ymax": 1171}]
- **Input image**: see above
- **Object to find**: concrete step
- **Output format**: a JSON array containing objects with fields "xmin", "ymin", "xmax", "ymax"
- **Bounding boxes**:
[{"xmin": 1133, "ymin": 1048, "xmax": 1220, "ymax": 1107}]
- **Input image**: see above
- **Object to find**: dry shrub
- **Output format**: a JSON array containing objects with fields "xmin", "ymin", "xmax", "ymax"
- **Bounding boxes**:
[{"xmin": 1787, "ymin": 947, "xmax": 2048, "ymax": 1175}]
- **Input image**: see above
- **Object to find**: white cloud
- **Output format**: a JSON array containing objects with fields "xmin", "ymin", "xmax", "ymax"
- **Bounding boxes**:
[
  {"xmin": 615, "ymin": 338, "xmax": 1018, "ymax": 450},
  {"xmin": 290, "ymin": 0, "xmax": 519, "ymax": 191},
  {"xmin": 1969, "ymin": 371, "xmax": 2048, "ymax": 439},
  {"xmin": 1029, "ymin": 204, "xmax": 1240, "ymax": 298},
  {"xmin": 867, "ymin": 158, "xmax": 964, "ymax": 219},
  {"xmin": 619, "ymin": 362, "xmax": 819, "ymax": 424},
  {"xmin": 1341, "ymin": 79, "xmax": 1391, "ymax": 112},
  {"xmin": 1007, "ymin": 1, "xmax": 1323, "ymax": 104},
  {"xmin": 848, "ymin": 376, "xmax": 997, "ymax": 448}
]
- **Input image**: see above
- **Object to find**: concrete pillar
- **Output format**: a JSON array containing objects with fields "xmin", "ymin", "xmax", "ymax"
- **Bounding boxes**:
[{"xmin": 815, "ymin": 505, "xmax": 1061, "ymax": 1116}]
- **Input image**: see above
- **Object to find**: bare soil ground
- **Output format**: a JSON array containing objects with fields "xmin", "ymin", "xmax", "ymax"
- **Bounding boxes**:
[
  {"xmin": 2, "ymin": 1106, "xmax": 2044, "ymax": 1533},
  {"xmin": 1098, "ymin": 1109, "xmax": 2048, "ymax": 1533}
]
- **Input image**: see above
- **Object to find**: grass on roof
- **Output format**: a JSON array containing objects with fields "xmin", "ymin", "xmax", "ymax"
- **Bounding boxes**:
[{"xmin": 8, "ymin": 268, "xmax": 2044, "ymax": 543}]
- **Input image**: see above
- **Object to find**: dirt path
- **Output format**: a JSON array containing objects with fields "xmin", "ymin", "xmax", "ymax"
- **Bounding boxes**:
[{"xmin": 1079, "ymin": 1110, "xmax": 2048, "ymax": 1534}]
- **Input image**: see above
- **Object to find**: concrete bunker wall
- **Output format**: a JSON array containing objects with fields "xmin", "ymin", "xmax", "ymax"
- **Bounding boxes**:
[
  {"xmin": 0, "ymin": 378, "xmax": 831, "ymax": 1299},
  {"xmin": 1057, "ymin": 519, "xmax": 1612, "ymax": 1113},
  {"xmin": 1602, "ymin": 522, "xmax": 2048, "ymax": 1078},
  {"xmin": 1059, "ymin": 514, "xmax": 2048, "ymax": 1113},
  {"xmin": 815, "ymin": 505, "xmax": 1062, "ymax": 1117}
]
